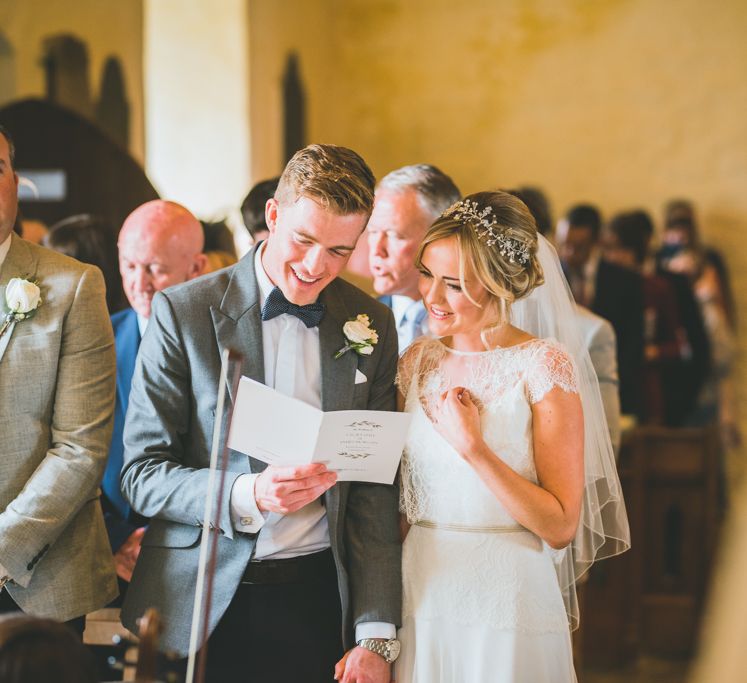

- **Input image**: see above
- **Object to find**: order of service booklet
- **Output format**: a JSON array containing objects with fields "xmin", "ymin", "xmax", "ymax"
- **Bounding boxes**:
[{"xmin": 227, "ymin": 376, "xmax": 412, "ymax": 484}]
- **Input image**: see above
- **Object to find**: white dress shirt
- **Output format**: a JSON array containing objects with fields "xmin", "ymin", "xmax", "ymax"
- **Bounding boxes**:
[
  {"xmin": 229, "ymin": 245, "xmax": 396, "ymax": 640},
  {"xmin": 136, "ymin": 313, "xmax": 148, "ymax": 338},
  {"xmin": 230, "ymin": 244, "xmax": 329, "ymax": 557}
]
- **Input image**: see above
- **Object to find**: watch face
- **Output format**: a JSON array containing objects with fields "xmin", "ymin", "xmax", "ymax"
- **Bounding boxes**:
[{"xmin": 387, "ymin": 639, "xmax": 401, "ymax": 662}]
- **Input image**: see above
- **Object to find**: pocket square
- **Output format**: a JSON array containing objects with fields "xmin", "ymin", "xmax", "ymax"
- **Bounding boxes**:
[{"xmin": 354, "ymin": 369, "xmax": 368, "ymax": 385}]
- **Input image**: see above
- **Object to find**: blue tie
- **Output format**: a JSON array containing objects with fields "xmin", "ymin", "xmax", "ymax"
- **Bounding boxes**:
[{"xmin": 261, "ymin": 287, "xmax": 326, "ymax": 328}]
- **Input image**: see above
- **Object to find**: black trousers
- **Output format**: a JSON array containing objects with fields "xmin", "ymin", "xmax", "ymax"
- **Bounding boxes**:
[
  {"xmin": 0, "ymin": 588, "xmax": 86, "ymax": 638},
  {"xmin": 201, "ymin": 549, "xmax": 343, "ymax": 683}
]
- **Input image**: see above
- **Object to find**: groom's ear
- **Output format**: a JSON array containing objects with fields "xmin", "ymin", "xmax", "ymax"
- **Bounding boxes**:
[{"xmin": 265, "ymin": 198, "xmax": 279, "ymax": 234}]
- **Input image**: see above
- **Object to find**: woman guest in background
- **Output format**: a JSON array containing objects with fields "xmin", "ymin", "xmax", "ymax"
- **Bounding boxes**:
[
  {"xmin": 395, "ymin": 191, "xmax": 629, "ymax": 682},
  {"xmin": 660, "ymin": 198, "xmax": 736, "ymax": 331},
  {"xmin": 657, "ymin": 201, "xmax": 741, "ymax": 451},
  {"xmin": 45, "ymin": 213, "xmax": 127, "ymax": 314},
  {"xmin": 200, "ymin": 218, "xmax": 239, "ymax": 273}
]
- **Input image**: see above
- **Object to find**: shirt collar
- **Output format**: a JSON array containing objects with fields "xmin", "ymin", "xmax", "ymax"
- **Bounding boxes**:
[
  {"xmin": 254, "ymin": 242, "xmax": 275, "ymax": 307},
  {"xmin": 0, "ymin": 232, "xmax": 12, "ymax": 270},
  {"xmin": 391, "ymin": 294, "xmax": 422, "ymax": 327},
  {"xmin": 136, "ymin": 313, "xmax": 149, "ymax": 337}
]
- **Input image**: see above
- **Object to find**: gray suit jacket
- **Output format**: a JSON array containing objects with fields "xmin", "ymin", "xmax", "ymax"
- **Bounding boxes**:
[
  {"xmin": 120, "ymin": 248, "xmax": 402, "ymax": 655},
  {"xmin": 576, "ymin": 305, "xmax": 621, "ymax": 456},
  {"xmin": 0, "ymin": 235, "xmax": 118, "ymax": 620}
]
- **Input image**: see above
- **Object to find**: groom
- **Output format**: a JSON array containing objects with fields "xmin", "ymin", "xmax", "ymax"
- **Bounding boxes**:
[{"xmin": 120, "ymin": 144, "xmax": 402, "ymax": 683}]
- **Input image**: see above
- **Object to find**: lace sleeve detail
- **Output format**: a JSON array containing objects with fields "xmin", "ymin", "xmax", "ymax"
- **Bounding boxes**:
[
  {"xmin": 526, "ymin": 340, "xmax": 579, "ymax": 404},
  {"xmin": 395, "ymin": 337, "xmax": 430, "ymax": 399}
]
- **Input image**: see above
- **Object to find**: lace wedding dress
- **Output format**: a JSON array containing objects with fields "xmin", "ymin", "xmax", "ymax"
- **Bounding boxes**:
[{"xmin": 395, "ymin": 336, "xmax": 579, "ymax": 683}]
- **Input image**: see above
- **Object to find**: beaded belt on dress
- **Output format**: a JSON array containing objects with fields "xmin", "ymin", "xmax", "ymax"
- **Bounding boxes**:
[{"xmin": 414, "ymin": 520, "xmax": 526, "ymax": 533}]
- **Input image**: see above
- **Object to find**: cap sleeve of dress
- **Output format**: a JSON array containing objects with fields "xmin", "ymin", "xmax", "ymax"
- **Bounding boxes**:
[
  {"xmin": 526, "ymin": 340, "xmax": 580, "ymax": 404},
  {"xmin": 395, "ymin": 337, "xmax": 431, "ymax": 400}
]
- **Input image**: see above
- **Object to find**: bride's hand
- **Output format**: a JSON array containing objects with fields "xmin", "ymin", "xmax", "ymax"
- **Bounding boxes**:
[{"xmin": 433, "ymin": 387, "xmax": 483, "ymax": 458}]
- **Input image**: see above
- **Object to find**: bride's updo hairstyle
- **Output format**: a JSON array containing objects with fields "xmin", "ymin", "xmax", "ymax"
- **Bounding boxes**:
[{"xmin": 416, "ymin": 190, "xmax": 544, "ymax": 328}]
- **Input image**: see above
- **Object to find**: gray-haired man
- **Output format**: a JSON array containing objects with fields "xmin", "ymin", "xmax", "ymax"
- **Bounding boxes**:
[{"xmin": 367, "ymin": 164, "xmax": 460, "ymax": 353}]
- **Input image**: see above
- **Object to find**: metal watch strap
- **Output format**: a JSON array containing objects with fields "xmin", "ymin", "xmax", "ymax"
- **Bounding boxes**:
[{"xmin": 357, "ymin": 638, "xmax": 400, "ymax": 663}]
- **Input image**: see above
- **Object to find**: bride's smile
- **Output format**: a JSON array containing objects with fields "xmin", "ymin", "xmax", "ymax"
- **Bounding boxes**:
[{"xmin": 417, "ymin": 235, "xmax": 495, "ymax": 351}]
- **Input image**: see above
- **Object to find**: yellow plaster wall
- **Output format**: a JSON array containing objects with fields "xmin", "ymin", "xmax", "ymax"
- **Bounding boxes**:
[
  {"xmin": 250, "ymin": 0, "xmax": 747, "ymax": 436},
  {"xmin": 0, "ymin": 0, "xmax": 145, "ymax": 162},
  {"xmin": 304, "ymin": 0, "xmax": 747, "ymax": 240},
  {"xmin": 143, "ymin": 0, "xmax": 251, "ymax": 219},
  {"xmin": 248, "ymin": 0, "xmax": 334, "ymax": 181}
]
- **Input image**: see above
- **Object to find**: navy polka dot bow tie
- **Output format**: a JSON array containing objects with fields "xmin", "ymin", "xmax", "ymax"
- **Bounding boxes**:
[{"xmin": 260, "ymin": 286, "xmax": 326, "ymax": 328}]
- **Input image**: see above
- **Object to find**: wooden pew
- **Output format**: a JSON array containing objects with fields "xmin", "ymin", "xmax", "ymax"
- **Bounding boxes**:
[
  {"xmin": 84, "ymin": 607, "xmax": 135, "ymax": 680},
  {"xmin": 580, "ymin": 425, "xmax": 720, "ymax": 667},
  {"xmin": 636, "ymin": 426, "xmax": 720, "ymax": 656}
]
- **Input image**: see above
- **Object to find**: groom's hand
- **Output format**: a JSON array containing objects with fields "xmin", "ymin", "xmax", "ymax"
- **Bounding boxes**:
[
  {"xmin": 254, "ymin": 463, "xmax": 337, "ymax": 514},
  {"xmin": 334, "ymin": 646, "xmax": 392, "ymax": 683}
]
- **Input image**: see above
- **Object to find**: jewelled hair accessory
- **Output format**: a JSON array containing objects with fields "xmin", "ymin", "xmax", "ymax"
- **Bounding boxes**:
[{"xmin": 444, "ymin": 199, "xmax": 530, "ymax": 265}]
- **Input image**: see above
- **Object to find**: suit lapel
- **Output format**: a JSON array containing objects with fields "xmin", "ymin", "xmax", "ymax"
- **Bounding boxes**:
[
  {"xmin": 319, "ymin": 279, "xmax": 357, "ymax": 412},
  {"xmin": 0, "ymin": 234, "xmax": 35, "ymax": 283},
  {"xmin": 0, "ymin": 236, "xmax": 38, "ymax": 365},
  {"xmin": 319, "ymin": 279, "xmax": 358, "ymax": 528},
  {"xmin": 211, "ymin": 248, "xmax": 266, "ymax": 473},
  {"xmin": 211, "ymin": 246, "xmax": 265, "ymax": 400}
]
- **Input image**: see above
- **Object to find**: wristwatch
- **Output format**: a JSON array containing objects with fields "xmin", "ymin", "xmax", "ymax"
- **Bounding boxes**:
[{"xmin": 357, "ymin": 637, "xmax": 401, "ymax": 663}]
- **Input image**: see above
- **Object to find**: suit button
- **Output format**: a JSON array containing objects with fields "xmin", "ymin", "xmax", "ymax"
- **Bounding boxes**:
[{"xmin": 240, "ymin": 516, "xmax": 253, "ymax": 526}]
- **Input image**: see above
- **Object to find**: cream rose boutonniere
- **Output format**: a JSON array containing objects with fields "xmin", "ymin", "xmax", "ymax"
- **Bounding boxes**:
[
  {"xmin": 0, "ymin": 277, "xmax": 43, "ymax": 340},
  {"xmin": 335, "ymin": 314, "xmax": 379, "ymax": 359}
]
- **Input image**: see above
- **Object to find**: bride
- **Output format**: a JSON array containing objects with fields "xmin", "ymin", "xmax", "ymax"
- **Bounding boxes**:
[{"xmin": 395, "ymin": 191, "xmax": 630, "ymax": 682}]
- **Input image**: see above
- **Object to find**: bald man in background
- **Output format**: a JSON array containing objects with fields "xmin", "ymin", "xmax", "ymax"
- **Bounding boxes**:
[{"xmin": 102, "ymin": 200, "xmax": 207, "ymax": 593}]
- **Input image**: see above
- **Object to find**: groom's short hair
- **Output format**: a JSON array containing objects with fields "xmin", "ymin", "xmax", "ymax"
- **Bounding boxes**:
[{"xmin": 275, "ymin": 144, "xmax": 376, "ymax": 216}]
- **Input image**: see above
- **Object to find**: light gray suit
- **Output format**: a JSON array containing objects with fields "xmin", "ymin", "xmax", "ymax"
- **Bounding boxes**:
[
  {"xmin": 120, "ymin": 247, "xmax": 402, "ymax": 656},
  {"xmin": 576, "ymin": 305, "xmax": 621, "ymax": 455},
  {"xmin": 0, "ymin": 235, "xmax": 118, "ymax": 620}
]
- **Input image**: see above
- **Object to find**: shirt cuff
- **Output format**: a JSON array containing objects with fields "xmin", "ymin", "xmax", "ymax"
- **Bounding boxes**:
[
  {"xmin": 355, "ymin": 622, "xmax": 397, "ymax": 642},
  {"xmin": 229, "ymin": 474, "xmax": 266, "ymax": 533}
]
